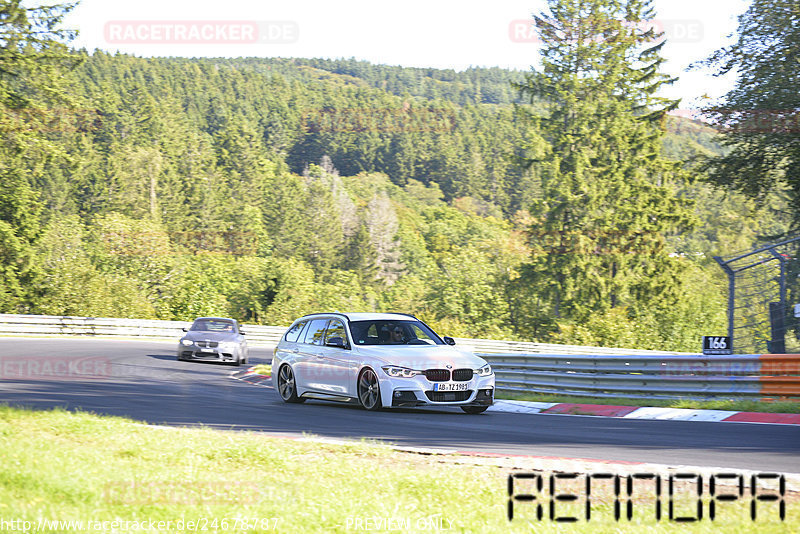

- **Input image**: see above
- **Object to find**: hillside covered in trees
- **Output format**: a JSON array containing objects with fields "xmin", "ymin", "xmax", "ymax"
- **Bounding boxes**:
[{"xmin": 1, "ymin": 1, "xmax": 792, "ymax": 351}]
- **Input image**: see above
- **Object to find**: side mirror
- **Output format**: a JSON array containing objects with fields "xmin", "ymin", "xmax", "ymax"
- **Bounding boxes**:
[
  {"xmin": 182, "ymin": 327, "xmax": 188, "ymax": 332},
  {"xmin": 443, "ymin": 336, "xmax": 456, "ymax": 346},
  {"xmin": 239, "ymin": 330, "xmax": 246, "ymax": 335},
  {"xmin": 325, "ymin": 337, "xmax": 348, "ymax": 349}
]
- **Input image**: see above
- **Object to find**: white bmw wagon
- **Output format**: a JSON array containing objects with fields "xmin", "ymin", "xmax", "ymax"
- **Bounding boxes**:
[{"xmin": 272, "ymin": 312, "xmax": 494, "ymax": 413}]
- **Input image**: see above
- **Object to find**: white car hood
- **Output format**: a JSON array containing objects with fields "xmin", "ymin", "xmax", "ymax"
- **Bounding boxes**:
[{"xmin": 353, "ymin": 345, "xmax": 486, "ymax": 370}]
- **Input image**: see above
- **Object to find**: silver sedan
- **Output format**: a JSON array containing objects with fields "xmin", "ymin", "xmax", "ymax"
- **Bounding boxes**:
[{"xmin": 177, "ymin": 317, "xmax": 249, "ymax": 366}]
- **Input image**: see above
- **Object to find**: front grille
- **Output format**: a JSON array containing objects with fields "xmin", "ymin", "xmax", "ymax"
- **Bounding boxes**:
[
  {"xmin": 425, "ymin": 390, "xmax": 472, "ymax": 402},
  {"xmin": 452, "ymin": 368, "xmax": 473, "ymax": 381},
  {"xmin": 196, "ymin": 341, "xmax": 219, "ymax": 348},
  {"xmin": 424, "ymin": 369, "xmax": 450, "ymax": 382}
]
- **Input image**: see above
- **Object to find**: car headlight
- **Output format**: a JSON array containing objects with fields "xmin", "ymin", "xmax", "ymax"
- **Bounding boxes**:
[
  {"xmin": 475, "ymin": 364, "xmax": 492, "ymax": 377},
  {"xmin": 382, "ymin": 366, "xmax": 421, "ymax": 378},
  {"xmin": 180, "ymin": 339, "xmax": 194, "ymax": 346}
]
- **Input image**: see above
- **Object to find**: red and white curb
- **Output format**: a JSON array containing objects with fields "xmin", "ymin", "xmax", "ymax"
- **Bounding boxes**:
[
  {"xmin": 232, "ymin": 368, "xmax": 800, "ymax": 425},
  {"xmin": 490, "ymin": 400, "xmax": 800, "ymax": 425},
  {"xmin": 231, "ymin": 367, "xmax": 271, "ymax": 386}
]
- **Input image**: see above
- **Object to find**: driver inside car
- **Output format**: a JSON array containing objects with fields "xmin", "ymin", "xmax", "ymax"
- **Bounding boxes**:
[{"xmin": 390, "ymin": 326, "xmax": 405, "ymax": 343}]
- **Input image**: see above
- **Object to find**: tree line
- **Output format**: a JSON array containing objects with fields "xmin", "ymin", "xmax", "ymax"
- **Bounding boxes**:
[{"xmin": 0, "ymin": 0, "xmax": 794, "ymax": 351}]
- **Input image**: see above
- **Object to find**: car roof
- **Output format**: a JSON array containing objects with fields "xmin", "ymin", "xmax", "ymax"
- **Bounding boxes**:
[{"xmin": 297, "ymin": 312, "xmax": 416, "ymax": 322}]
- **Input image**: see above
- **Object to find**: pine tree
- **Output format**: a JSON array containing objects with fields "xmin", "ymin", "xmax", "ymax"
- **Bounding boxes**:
[
  {"xmin": 0, "ymin": 0, "xmax": 80, "ymax": 311},
  {"xmin": 517, "ymin": 0, "xmax": 696, "ymax": 327}
]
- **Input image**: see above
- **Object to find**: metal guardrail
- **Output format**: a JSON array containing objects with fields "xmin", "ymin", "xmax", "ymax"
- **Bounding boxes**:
[
  {"xmin": 2, "ymin": 314, "xmax": 796, "ymax": 400},
  {"xmin": 454, "ymin": 338, "xmax": 691, "ymax": 356},
  {"xmin": 0, "ymin": 314, "xmax": 690, "ymax": 355},
  {"xmin": 0, "ymin": 314, "xmax": 285, "ymax": 348},
  {"xmin": 479, "ymin": 353, "xmax": 800, "ymax": 400}
]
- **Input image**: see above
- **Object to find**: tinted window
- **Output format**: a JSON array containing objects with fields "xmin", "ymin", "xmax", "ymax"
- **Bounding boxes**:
[
  {"xmin": 284, "ymin": 320, "xmax": 308, "ymax": 343},
  {"xmin": 325, "ymin": 319, "xmax": 346, "ymax": 344},
  {"xmin": 303, "ymin": 319, "xmax": 329, "ymax": 345},
  {"xmin": 191, "ymin": 319, "xmax": 235, "ymax": 332},
  {"xmin": 349, "ymin": 320, "xmax": 442, "ymax": 346}
]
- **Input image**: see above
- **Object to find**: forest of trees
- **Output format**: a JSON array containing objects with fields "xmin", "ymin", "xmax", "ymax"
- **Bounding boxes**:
[{"xmin": 0, "ymin": 0, "xmax": 794, "ymax": 351}]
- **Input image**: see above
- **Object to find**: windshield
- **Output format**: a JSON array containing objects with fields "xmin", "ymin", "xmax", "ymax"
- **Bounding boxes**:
[
  {"xmin": 190, "ymin": 319, "xmax": 236, "ymax": 333},
  {"xmin": 349, "ymin": 320, "xmax": 443, "ymax": 346}
]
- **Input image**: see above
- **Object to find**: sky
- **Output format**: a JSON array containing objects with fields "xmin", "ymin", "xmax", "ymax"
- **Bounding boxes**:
[{"xmin": 63, "ymin": 0, "xmax": 752, "ymax": 111}]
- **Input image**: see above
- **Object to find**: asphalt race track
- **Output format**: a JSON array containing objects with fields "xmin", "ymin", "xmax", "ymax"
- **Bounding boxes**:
[{"xmin": 2, "ymin": 338, "xmax": 798, "ymax": 473}]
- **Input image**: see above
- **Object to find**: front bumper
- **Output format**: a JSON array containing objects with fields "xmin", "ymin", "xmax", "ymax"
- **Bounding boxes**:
[
  {"xmin": 391, "ymin": 387, "xmax": 494, "ymax": 407},
  {"xmin": 178, "ymin": 347, "xmax": 240, "ymax": 363},
  {"xmin": 381, "ymin": 372, "xmax": 495, "ymax": 408}
]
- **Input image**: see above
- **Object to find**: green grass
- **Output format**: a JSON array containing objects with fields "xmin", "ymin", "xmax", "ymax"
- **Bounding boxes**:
[
  {"xmin": 0, "ymin": 405, "xmax": 797, "ymax": 533},
  {"xmin": 498, "ymin": 391, "xmax": 800, "ymax": 414},
  {"xmin": 250, "ymin": 364, "xmax": 271, "ymax": 376}
]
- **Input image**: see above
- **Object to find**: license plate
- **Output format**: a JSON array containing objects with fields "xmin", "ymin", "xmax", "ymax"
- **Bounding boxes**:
[{"xmin": 433, "ymin": 383, "xmax": 468, "ymax": 392}]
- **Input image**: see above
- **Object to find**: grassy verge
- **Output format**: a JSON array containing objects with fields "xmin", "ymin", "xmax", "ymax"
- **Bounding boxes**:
[
  {"xmin": 250, "ymin": 364, "xmax": 271, "ymax": 376},
  {"xmin": 497, "ymin": 391, "xmax": 800, "ymax": 414},
  {"xmin": 1, "ymin": 405, "xmax": 797, "ymax": 533}
]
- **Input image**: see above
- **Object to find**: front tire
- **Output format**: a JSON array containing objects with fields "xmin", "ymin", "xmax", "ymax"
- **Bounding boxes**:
[
  {"xmin": 277, "ymin": 364, "xmax": 304, "ymax": 403},
  {"xmin": 461, "ymin": 405, "xmax": 489, "ymax": 414},
  {"xmin": 358, "ymin": 368, "xmax": 382, "ymax": 411}
]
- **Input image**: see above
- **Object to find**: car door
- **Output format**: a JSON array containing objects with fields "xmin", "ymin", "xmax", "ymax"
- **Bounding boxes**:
[
  {"xmin": 317, "ymin": 318, "xmax": 358, "ymax": 396},
  {"xmin": 276, "ymin": 319, "xmax": 308, "ymax": 365},
  {"xmin": 294, "ymin": 318, "xmax": 329, "ymax": 391}
]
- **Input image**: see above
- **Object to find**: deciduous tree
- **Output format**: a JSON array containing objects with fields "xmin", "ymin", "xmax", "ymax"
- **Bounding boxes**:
[{"xmin": 700, "ymin": 0, "xmax": 800, "ymax": 232}]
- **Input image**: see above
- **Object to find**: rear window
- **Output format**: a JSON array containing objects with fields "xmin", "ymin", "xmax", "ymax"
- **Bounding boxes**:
[
  {"xmin": 284, "ymin": 320, "xmax": 308, "ymax": 343},
  {"xmin": 302, "ymin": 319, "xmax": 329, "ymax": 345}
]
